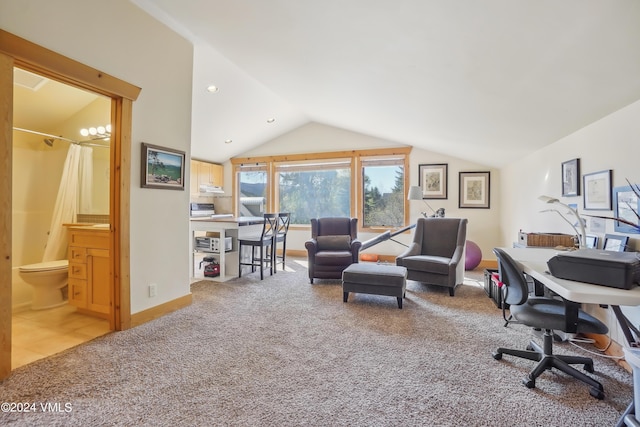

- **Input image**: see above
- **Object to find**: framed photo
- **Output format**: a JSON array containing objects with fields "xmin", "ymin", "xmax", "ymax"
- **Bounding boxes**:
[
  {"xmin": 583, "ymin": 169, "xmax": 612, "ymax": 210},
  {"xmin": 561, "ymin": 158, "xmax": 580, "ymax": 197},
  {"xmin": 603, "ymin": 234, "xmax": 629, "ymax": 252},
  {"xmin": 613, "ymin": 185, "xmax": 640, "ymax": 234},
  {"xmin": 141, "ymin": 142, "xmax": 186, "ymax": 190},
  {"xmin": 459, "ymin": 171, "xmax": 490, "ymax": 209},
  {"xmin": 418, "ymin": 163, "xmax": 448, "ymax": 199},
  {"xmin": 585, "ymin": 234, "xmax": 599, "ymax": 249}
]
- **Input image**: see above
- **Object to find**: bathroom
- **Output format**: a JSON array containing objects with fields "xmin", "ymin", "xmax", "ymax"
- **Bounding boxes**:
[{"xmin": 11, "ymin": 67, "xmax": 111, "ymax": 367}]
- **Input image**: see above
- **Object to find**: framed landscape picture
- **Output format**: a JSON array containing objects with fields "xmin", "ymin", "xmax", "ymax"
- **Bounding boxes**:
[
  {"xmin": 459, "ymin": 171, "xmax": 490, "ymax": 208},
  {"xmin": 418, "ymin": 163, "xmax": 448, "ymax": 199},
  {"xmin": 141, "ymin": 142, "xmax": 186, "ymax": 190}
]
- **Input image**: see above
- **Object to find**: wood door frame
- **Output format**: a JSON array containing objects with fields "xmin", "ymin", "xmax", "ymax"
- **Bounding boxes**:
[{"xmin": 0, "ymin": 30, "xmax": 141, "ymax": 379}]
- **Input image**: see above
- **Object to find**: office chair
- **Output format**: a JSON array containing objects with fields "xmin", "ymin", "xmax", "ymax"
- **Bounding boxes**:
[{"xmin": 491, "ymin": 248, "xmax": 608, "ymax": 399}]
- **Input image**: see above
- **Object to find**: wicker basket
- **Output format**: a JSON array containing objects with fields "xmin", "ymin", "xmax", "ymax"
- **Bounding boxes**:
[{"xmin": 518, "ymin": 232, "xmax": 576, "ymax": 248}]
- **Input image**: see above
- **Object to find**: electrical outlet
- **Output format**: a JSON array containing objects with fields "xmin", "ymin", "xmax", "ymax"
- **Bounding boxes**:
[{"xmin": 149, "ymin": 283, "xmax": 157, "ymax": 297}]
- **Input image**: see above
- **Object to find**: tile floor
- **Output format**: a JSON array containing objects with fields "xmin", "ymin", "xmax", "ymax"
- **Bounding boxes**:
[{"xmin": 12, "ymin": 304, "xmax": 110, "ymax": 369}]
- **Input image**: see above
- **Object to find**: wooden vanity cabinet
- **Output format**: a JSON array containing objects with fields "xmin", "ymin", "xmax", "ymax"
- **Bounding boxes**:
[{"xmin": 68, "ymin": 227, "xmax": 111, "ymax": 318}]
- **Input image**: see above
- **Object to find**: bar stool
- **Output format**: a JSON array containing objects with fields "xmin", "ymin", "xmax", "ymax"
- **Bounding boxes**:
[
  {"xmin": 273, "ymin": 212, "xmax": 290, "ymax": 273},
  {"xmin": 238, "ymin": 213, "xmax": 277, "ymax": 280}
]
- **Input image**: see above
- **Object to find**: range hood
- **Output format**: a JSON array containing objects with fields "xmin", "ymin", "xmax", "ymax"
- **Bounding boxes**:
[{"xmin": 199, "ymin": 184, "xmax": 224, "ymax": 194}]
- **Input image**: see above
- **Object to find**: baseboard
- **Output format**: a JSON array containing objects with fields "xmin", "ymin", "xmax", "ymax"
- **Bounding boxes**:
[
  {"xmin": 130, "ymin": 293, "xmax": 192, "ymax": 328},
  {"xmin": 288, "ymin": 249, "xmax": 497, "ymax": 270}
]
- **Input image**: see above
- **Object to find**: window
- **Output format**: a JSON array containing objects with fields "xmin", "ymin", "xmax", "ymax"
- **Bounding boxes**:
[
  {"xmin": 232, "ymin": 147, "xmax": 411, "ymax": 230},
  {"xmin": 361, "ymin": 157, "xmax": 405, "ymax": 228},
  {"xmin": 237, "ymin": 164, "xmax": 268, "ymax": 216},
  {"xmin": 276, "ymin": 159, "xmax": 352, "ymax": 225}
]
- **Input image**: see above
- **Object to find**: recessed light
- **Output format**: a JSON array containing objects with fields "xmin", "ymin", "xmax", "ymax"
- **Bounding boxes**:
[
  {"xmin": 224, "ymin": 139, "xmax": 233, "ymax": 144},
  {"xmin": 207, "ymin": 85, "xmax": 219, "ymax": 93},
  {"xmin": 266, "ymin": 118, "xmax": 276, "ymax": 123}
]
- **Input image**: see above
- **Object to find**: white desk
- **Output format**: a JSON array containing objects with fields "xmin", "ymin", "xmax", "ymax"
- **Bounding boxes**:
[{"xmin": 501, "ymin": 247, "xmax": 640, "ymax": 344}]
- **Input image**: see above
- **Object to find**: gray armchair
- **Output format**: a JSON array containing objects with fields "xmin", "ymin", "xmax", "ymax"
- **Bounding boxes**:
[
  {"xmin": 305, "ymin": 217, "xmax": 361, "ymax": 284},
  {"xmin": 395, "ymin": 217, "xmax": 467, "ymax": 296}
]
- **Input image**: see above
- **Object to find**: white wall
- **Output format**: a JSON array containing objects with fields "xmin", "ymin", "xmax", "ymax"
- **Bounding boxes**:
[
  {"xmin": 499, "ymin": 99, "xmax": 640, "ymax": 346},
  {"xmin": 500, "ymin": 100, "xmax": 640, "ymax": 252},
  {"xmin": 1, "ymin": 0, "xmax": 194, "ymax": 314},
  {"xmin": 239, "ymin": 122, "xmax": 502, "ymax": 259}
]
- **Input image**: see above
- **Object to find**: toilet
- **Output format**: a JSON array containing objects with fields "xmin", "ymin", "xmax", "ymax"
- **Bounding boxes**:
[{"xmin": 18, "ymin": 260, "xmax": 69, "ymax": 310}]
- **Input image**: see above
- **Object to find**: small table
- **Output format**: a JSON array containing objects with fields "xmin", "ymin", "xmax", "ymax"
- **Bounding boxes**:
[{"xmin": 342, "ymin": 263, "xmax": 407, "ymax": 309}]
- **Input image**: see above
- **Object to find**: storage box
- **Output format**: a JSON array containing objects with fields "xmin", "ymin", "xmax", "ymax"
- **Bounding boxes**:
[
  {"xmin": 518, "ymin": 232, "xmax": 576, "ymax": 248},
  {"xmin": 484, "ymin": 269, "xmax": 508, "ymax": 308}
]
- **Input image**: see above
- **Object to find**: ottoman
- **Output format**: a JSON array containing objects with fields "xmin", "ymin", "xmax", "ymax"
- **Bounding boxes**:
[{"xmin": 342, "ymin": 263, "xmax": 408, "ymax": 309}]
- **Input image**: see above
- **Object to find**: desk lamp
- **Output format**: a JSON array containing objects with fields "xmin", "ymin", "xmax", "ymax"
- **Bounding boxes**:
[
  {"xmin": 408, "ymin": 186, "xmax": 445, "ymax": 218},
  {"xmin": 538, "ymin": 195, "xmax": 586, "ymax": 248}
]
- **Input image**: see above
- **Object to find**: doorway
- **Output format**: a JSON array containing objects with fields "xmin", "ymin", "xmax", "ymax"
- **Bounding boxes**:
[
  {"xmin": 11, "ymin": 67, "xmax": 112, "ymax": 368},
  {"xmin": 0, "ymin": 29, "xmax": 141, "ymax": 379}
]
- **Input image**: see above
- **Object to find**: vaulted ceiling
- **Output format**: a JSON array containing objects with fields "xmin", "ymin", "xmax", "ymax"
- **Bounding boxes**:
[{"xmin": 134, "ymin": 0, "xmax": 640, "ymax": 167}]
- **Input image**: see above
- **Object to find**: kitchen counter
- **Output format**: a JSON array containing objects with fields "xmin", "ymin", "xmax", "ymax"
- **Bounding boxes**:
[
  {"xmin": 189, "ymin": 216, "xmax": 264, "ymax": 282},
  {"xmin": 189, "ymin": 216, "xmax": 263, "ymax": 225}
]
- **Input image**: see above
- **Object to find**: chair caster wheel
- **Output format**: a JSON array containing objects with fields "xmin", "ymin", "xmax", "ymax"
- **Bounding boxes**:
[
  {"xmin": 589, "ymin": 388, "xmax": 604, "ymax": 400},
  {"xmin": 492, "ymin": 352, "xmax": 502, "ymax": 360},
  {"xmin": 526, "ymin": 344, "xmax": 534, "ymax": 351},
  {"xmin": 523, "ymin": 377, "xmax": 535, "ymax": 389},
  {"xmin": 584, "ymin": 363, "xmax": 594, "ymax": 373}
]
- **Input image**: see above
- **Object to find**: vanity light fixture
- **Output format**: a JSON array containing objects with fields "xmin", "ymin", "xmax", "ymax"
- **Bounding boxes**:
[{"xmin": 80, "ymin": 124, "xmax": 111, "ymax": 140}]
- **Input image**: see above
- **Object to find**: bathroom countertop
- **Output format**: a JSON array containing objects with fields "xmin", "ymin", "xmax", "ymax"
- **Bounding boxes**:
[{"xmin": 64, "ymin": 223, "xmax": 110, "ymax": 230}]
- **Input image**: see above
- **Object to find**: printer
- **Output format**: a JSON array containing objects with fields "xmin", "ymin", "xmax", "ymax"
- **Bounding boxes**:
[{"xmin": 547, "ymin": 249, "xmax": 640, "ymax": 289}]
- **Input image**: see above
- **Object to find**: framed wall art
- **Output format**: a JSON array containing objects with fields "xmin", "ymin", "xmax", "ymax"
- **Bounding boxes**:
[
  {"xmin": 583, "ymin": 169, "xmax": 612, "ymax": 210},
  {"xmin": 561, "ymin": 158, "xmax": 580, "ymax": 197},
  {"xmin": 459, "ymin": 171, "xmax": 490, "ymax": 209},
  {"xmin": 141, "ymin": 142, "xmax": 186, "ymax": 190},
  {"xmin": 418, "ymin": 163, "xmax": 448, "ymax": 199},
  {"xmin": 613, "ymin": 185, "xmax": 640, "ymax": 233}
]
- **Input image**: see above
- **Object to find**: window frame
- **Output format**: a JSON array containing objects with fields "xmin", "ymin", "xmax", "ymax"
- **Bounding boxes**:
[{"xmin": 231, "ymin": 147, "xmax": 412, "ymax": 232}]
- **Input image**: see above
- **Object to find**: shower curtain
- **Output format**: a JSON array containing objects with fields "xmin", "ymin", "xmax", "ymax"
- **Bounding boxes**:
[{"xmin": 42, "ymin": 145, "xmax": 94, "ymax": 262}]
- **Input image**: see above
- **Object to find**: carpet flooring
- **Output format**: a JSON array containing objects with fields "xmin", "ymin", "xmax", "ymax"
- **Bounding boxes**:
[{"xmin": 0, "ymin": 259, "xmax": 634, "ymax": 426}]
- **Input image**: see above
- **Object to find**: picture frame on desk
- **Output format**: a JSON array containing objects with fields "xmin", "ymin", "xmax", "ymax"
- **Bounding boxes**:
[
  {"xmin": 583, "ymin": 169, "xmax": 612, "ymax": 210},
  {"xmin": 141, "ymin": 142, "xmax": 186, "ymax": 190},
  {"xmin": 585, "ymin": 234, "xmax": 599, "ymax": 249},
  {"xmin": 603, "ymin": 234, "xmax": 629, "ymax": 252},
  {"xmin": 561, "ymin": 158, "xmax": 580, "ymax": 197}
]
